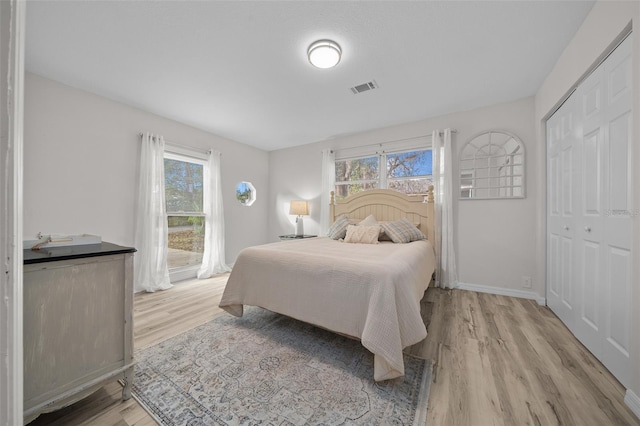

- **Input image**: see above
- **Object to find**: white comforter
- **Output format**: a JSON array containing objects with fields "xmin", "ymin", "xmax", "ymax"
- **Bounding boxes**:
[{"xmin": 219, "ymin": 237, "xmax": 435, "ymax": 381}]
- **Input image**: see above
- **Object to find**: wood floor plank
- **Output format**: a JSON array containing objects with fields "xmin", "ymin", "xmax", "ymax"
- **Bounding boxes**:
[{"xmin": 28, "ymin": 278, "xmax": 639, "ymax": 426}]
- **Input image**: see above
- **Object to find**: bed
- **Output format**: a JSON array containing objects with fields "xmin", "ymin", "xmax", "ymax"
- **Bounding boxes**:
[{"xmin": 219, "ymin": 188, "xmax": 436, "ymax": 381}]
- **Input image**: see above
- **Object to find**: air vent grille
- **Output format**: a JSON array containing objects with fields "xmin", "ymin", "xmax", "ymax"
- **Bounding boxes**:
[{"xmin": 350, "ymin": 80, "xmax": 378, "ymax": 94}]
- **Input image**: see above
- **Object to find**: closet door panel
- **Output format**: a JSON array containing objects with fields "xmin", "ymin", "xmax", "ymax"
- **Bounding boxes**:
[
  {"xmin": 582, "ymin": 131, "xmax": 601, "ymax": 216},
  {"xmin": 582, "ymin": 67, "xmax": 603, "ymax": 135},
  {"xmin": 607, "ymin": 246, "xmax": 631, "ymax": 354},
  {"xmin": 549, "ymin": 156, "xmax": 560, "ymax": 216},
  {"xmin": 577, "ymin": 241, "xmax": 601, "ymax": 354},
  {"xmin": 548, "ymin": 234, "xmax": 560, "ymax": 298},
  {"xmin": 561, "ymin": 236, "xmax": 574, "ymax": 309},
  {"xmin": 604, "ymin": 245, "xmax": 632, "ymax": 385},
  {"xmin": 562, "ymin": 147, "xmax": 574, "ymax": 216},
  {"xmin": 608, "ymin": 112, "xmax": 631, "ymax": 215}
]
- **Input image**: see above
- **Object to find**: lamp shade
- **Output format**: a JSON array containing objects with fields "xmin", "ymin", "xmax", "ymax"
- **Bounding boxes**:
[{"xmin": 289, "ymin": 200, "xmax": 309, "ymax": 216}]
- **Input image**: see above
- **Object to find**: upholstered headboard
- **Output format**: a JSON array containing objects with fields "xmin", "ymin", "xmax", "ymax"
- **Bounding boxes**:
[{"xmin": 329, "ymin": 186, "xmax": 435, "ymax": 242}]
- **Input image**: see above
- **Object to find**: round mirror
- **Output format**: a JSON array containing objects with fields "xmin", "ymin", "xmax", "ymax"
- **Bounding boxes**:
[
  {"xmin": 236, "ymin": 181, "xmax": 256, "ymax": 206},
  {"xmin": 459, "ymin": 131, "xmax": 524, "ymax": 199}
]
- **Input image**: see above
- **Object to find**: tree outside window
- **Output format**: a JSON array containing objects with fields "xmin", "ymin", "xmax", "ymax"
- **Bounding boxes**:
[
  {"xmin": 334, "ymin": 149, "xmax": 432, "ymax": 200},
  {"xmin": 334, "ymin": 156, "xmax": 379, "ymax": 199},
  {"xmin": 164, "ymin": 154, "xmax": 205, "ymax": 270}
]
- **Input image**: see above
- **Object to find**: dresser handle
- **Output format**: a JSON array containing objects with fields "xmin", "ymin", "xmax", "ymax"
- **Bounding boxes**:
[{"xmin": 585, "ymin": 226, "xmax": 591, "ymax": 233}]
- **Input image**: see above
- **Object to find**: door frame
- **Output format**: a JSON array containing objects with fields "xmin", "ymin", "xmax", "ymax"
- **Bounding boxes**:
[{"xmin": 0, "ymin": 0, "xmax": 25, "ymax": 424}]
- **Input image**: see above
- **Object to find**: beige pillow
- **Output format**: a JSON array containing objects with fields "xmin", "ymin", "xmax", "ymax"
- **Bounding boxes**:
[
  {"xmin": 357, "ymin": 214, "xmax": 378, "ymax": 227},
  {"xmin": 358, "ymin": 214, "xmax": 386, "ymax": 238},
  {"xmin": 344, "ymin": 224, "xmax": 380, "ymax": 244}
]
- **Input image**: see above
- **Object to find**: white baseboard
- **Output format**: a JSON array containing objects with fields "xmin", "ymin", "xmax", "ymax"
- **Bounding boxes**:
[
  {"xmin": 625, "ymin": 390, "xmax": 640, "ymax": 419},
  {"xmin": 169, "ymin": 266, "xmax": 199, "ymax": 283},
  {"xmin": 456, "ymin": 281, "xmax": 546, "ymax": 305}
]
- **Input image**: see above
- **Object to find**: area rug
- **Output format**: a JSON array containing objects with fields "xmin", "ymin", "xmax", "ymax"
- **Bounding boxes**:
[{"xmin": 132, "ymin": 306, "xmax": 432, "ymax": 425}]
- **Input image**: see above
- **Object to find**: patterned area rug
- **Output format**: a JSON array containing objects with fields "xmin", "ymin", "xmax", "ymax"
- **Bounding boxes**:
[{"xmin": 132, "ymin": 307, "xmax": 432, "ymax": 425}]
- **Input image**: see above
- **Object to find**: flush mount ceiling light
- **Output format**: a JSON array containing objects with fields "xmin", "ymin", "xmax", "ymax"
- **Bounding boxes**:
[{"xmin": 307, "ymin": 40, "xmax": 341, "ymax": 69}]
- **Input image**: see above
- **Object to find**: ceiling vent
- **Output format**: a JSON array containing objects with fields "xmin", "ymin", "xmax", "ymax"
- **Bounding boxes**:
[{"xmin": 350, "ymin": 80, "xmax": 378, "ymax": 94}]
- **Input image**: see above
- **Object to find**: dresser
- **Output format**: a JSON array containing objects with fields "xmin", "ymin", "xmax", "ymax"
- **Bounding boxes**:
[{"xmin": 23, "ymin": 243, "xmax": 136, "ymax": 423}]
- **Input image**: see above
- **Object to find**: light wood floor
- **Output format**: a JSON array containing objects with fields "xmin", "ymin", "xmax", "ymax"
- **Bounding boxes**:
[{"xmin": 30, "ymin": 276, "xmax": 639, "ymax": 426}]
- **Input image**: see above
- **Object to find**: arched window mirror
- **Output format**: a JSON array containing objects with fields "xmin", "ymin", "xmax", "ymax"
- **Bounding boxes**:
[
  {"xmin": 459, "ymin": 131, "xmax": 525, "ymax": 199},
  {"xmin": 236, "ymin": 181, "xmax": 256, "ymax": 206}
]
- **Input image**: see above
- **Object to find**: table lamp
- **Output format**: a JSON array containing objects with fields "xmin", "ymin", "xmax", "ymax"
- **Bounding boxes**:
[{"xmin": 289, "ymin": 200, "xmax": 309, "ymax": 236}]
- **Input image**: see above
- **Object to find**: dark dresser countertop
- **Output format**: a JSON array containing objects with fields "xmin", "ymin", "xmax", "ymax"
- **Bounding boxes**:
[{"xmin": 24, "ymin": 242, "xmax": 136, "ymax": 265}]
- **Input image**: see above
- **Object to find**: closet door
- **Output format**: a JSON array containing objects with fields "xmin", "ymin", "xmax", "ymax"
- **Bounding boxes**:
[
  {"xmin": 546, "ymin": 35, "xmax": 632, "ymax": 388},
  {"xmin": 546, "ymin": 92, "xmax": 580, "ymax": 330},
  {"xmin": 574, "ymin": 64, "xmax": 605, "ymax": 358},
  {"xmin": 599, "ymin": 36, "xmax": 632, "ymax": 386}
]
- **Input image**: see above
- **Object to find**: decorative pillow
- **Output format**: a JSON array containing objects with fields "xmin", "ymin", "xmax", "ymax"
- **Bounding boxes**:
[
  {"xmin": 357, "ymin": 214, "xmax": 378, "ymax": 227},
  {"xmin": 378, "ymin": 223, "xmax": 393, "ymax": 241},
  {"xmin": 377, "ymin": 220, "xmax": 420, "ymax": 241},
  {"xmin": 327, "ymin": 215, "xmax": 350, "ymax": 240},
  {"xmin": 344, "ymin": 224, "xmax": 380, "ymax": 244},
  {"xmin": 358, "ymin": 214, "xmax": 387, "ymax": 238},
  {"xmin": 381, "ymin": 218, "xmax": 426, "ymax": 243}
]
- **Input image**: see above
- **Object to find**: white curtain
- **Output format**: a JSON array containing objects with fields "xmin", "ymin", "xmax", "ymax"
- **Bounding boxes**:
[
  {"xmin": 320, "ymin": 149, "xmax": 336, "ymax": 236},
  {"xmin": 134, "ymin": 133, "xmax": 172, "ymax": 293},
  {"xmin": 432, "ymin": 129, "xmax": 458, "ymax": 289},
  {"xmin": 197, "ymin": 150, "xmax": 231, "ymax": 278}
]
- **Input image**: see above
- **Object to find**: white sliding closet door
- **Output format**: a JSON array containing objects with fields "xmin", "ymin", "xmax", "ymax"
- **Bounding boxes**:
[{"xmin": 546, "ymin": 35, "xmax": 632, "ymax": 388}]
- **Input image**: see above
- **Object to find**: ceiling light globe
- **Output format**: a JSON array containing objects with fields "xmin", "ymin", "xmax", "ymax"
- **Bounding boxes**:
[{"xmin": 308, "ymin": 40, "xmax": 341, "ymax": 69}]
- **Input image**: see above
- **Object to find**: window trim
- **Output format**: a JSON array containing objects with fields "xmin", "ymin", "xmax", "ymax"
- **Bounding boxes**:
[{"xmin": 164, "ymin": 144, "xmax": 209, "ymax": 161}]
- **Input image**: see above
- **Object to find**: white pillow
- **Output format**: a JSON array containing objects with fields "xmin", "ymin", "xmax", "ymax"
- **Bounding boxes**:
[
  {"xmin": 344, "ymin": 224, "xmax": 380, "ymax": 244},
  {"xmin": 358, "ymin": 214, "xmax": 387, "ymax": 238},
  {"xmin": 357, "ymin": 214, "xmax": 378, "ymax": 227}
]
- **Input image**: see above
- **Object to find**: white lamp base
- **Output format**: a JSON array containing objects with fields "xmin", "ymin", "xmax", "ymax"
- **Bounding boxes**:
[{"xmin": 295, "ymin": 217, "xmax": 304, "ymax": 236}]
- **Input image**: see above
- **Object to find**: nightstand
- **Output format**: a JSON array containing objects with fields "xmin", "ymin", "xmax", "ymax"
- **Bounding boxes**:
[{"xmin": 279, "ymin": 234, "xmax": 317, "ymax": 240}]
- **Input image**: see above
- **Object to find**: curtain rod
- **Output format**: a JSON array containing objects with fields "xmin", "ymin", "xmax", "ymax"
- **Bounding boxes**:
[
  {"xmin": 328, "ymin": 129, "xmax": 457, "ymax": 154},
  {"xmin": 138, "ymin": 132, "xmax": 217, "ymax": 156}
]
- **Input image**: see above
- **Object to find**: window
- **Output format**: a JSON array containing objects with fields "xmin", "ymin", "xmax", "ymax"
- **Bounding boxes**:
[
  {"xmin": 235, "ymin": 181, "xmax": 257, "ymax": 206},
  {"xmin": 334, "ymin": 149, "xmax": 432, "ymax": 200},
  {"xmin": 385, "ymin": 150, "xmax": 433, "ymax": 195},
  {"xmin": 334, "ymin": 156, "xmax": 379, "ymax": 199},
  {"xmin": 164, "ymin": 152, "xmax": 206, "ymax": 271}
]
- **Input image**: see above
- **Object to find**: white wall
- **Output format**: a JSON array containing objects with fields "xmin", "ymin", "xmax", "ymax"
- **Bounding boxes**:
[
  {"xmin": 534, "ymin": 0, "xmax": 640, "ymax": 409},
  {"xmin": 24, "ymin": 73, "xmax": 270, "ymax": 264},
  {"xmin": 269, "ymin": 97, "xmax": 539, "ymax": 296}
]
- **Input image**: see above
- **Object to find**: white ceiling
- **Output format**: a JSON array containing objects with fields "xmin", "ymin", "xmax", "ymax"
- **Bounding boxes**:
[{"xmin": 25, "ymin": 1, "xmax": 595, "ymax": 151}]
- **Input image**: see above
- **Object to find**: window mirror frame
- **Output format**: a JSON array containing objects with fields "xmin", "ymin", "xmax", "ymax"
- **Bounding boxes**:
[
  {"xmin": 236, "ymin": 181, "xmax": 256, "ymax": 206},
  {"xmin": 459, "ymin": 130, "xmax": 525, "ymax": 200}
]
